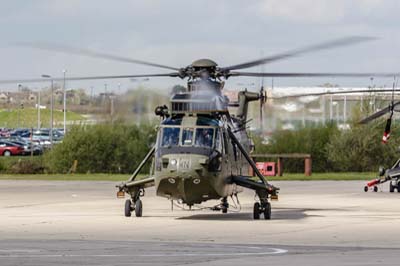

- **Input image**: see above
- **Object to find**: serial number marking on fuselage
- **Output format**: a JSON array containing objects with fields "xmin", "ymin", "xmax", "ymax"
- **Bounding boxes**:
[{"xmin": 180, "ymin": 159, "xmax": 190, "ymax": 170}]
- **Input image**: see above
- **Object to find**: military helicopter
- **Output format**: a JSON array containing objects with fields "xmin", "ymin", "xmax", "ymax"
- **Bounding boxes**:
[{"xmin": 1, "ymin": 36, "xmax": 399, "ymax": 219}]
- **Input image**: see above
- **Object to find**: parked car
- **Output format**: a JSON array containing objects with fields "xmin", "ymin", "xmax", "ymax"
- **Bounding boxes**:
[
  {"xmin": 32, "ymin": 129, "xmax": 63, "ymax": 144},
  {"xmin": 0, "ymin": 140, "xmax": 24, "ymax": 156},
  {"xmin": 8, "ymin": 140, "xmax": 43, "ymax": 156}
]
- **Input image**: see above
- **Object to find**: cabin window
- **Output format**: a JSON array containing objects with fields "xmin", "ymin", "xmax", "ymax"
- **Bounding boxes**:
[
  {"xmin": 195, "ymin": 128, "xmax": 214, "ymax": 148},
  {"xmin": 181, "ymin": 128, "xmax": 194, "ymax": 146},
  {"xmin": 161, "ymin": 127, "xmax": 180, "ymax": 147},
  {"xmin": 222, "ymin": 131, "xmax": 229, "ymax": 154},
  {"xmin": 215, "ymin": 128, "xmax": 222, "ymax": 152}
]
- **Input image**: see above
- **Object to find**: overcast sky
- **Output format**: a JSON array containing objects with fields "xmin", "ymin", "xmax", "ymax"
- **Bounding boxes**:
[{"xmin": 1, "ymin": 0, "xmax": 400, "ymax": 93}]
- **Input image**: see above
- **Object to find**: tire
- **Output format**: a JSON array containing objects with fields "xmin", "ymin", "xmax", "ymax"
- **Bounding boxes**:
[
  {"xmin": 135, "ymin": 199, "xmax": 143, "ymax": 217},
  {"xmin": 222, "ymin": 207, "xmax": 228, "ymax": 214},
  {"xmin": 373, "ymin": 186, "xmax": 378, "ymax": 192},
  {"xmin": 390, "ymin": 183, "xmax": 395, "ymax": 193},
  {"xmin": 253, "ymin": 202, "xmax": 260, "ymax": 220},
  {"xmin": 397, "ymin": 182, "xmax": 400, "ymax": 193},
  {"xmin": 3, "ymin": 150, "xmax": 11, "ymax": 156},
  {"xmin": 124, "ymin": 199, "xmax": 132, "ymax": 217},
  {"xmin": 364, "ymin": 186, "xmax": 368, "ymax": 192},
  {"xmin": 263, "ymin": 202, "xmax": 271, "ymax": 220}
]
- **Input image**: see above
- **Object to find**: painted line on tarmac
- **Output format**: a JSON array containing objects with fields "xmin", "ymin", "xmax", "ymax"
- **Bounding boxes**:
[{"xmin": 0, "ymin": 247, "xmax": 288, "ymax": 258}]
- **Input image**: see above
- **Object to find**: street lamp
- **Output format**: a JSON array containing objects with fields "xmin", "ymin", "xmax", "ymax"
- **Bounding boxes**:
[
  {"xmin": 41, "ymin": 74, "xmax": 54, "ymax": 148},
  {"xmin": 62, "ymin": 70, "xmax": 67, "ymax": 135},
  {"xmin": 17, "ymin": 84, "xmax": 22, "ymax": 128},
  {"xmin": 37, "ymin": 89, "xmax": 41, "ymax": 130}
]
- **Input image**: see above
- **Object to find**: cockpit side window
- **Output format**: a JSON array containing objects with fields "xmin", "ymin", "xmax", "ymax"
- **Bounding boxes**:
[
  {"xmin": 215, "ymin": 128, "xmax": 222, "ymax": 152},
  {"xmin": 222, "ymin": 131, "xmax": 229, "ymax": 154},
  {"xmin": 181, "ymin": 128, "xmax": 194, "ymax": 146},
  {"xmin": 161, "ymin": 127, "xmax": 180, "ymax": 147},
  {"xmin": 195, "ymin": 128, "xmax": 214, "ymax": 148}
]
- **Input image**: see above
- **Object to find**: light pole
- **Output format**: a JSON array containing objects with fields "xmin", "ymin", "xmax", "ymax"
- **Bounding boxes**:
[
  {"xmin": 41, "ymin": 74, "xmax": 54, "ymax": 148},
  {"xmin": 17, "ymin": 84, "xmax": 22, "ymax": 128},
  {"xmin": 63, "ymin": 70, "xmax": 67, "ymax": 135},
  {"xmin": 37, "ymin": 90, "xmax": 41, "ymax": 129}
]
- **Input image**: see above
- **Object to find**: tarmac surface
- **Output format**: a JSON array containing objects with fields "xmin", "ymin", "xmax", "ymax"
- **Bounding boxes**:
[{"xmin": 1, "ymin": 180, "xmax": 400, "ymax": 265}]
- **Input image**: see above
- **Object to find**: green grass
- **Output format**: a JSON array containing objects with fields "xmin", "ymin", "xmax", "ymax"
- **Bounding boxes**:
[
  {"xmin": 0, "ymin": 108, "xmax": 85, "ymax": 128},
  {"xmin": 266, "ymin": 172, "xmax": 376, "ymax": 181},
  {"xmin": 0, "ymin": 172, "xmax": 377, "ymax": 181}
]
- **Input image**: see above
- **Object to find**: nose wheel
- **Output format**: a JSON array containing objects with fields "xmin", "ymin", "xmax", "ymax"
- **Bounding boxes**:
[
  {"xmin": 135, "ymin": 199, "xmax": 143, "ymax": 217},
  {"xmin": 124, "ymin": 199, "xmax": 133, "ymax": 217},
  {"xmin": 253, "ymin": 202, "xmax": 271, "ymax": 220},
  {"xmin": 124, "ymin": 199, "xmax": 143, "ymax": 217}
]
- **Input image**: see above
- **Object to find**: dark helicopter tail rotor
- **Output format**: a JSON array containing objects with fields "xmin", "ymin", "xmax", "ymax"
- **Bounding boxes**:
[{"xmin": 359, "ymin": 77, "xmax": 399, "ymax": 143}]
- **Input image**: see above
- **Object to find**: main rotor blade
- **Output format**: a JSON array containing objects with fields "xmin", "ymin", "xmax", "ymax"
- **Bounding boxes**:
[
  {"xmin": 359, "ymin": 101, "xmax": 400, "ymax": 124},
  {"xmin": 222, "ymin": 36, "xmax": 376, "ymax": 71},
  {"xmin": 0, "ymin": 73, "xmax": 179, "ymax": 84},
  {"xmin": 230, "ymin": 72, "xmax": 399, "ymax": 78},
  {"xmin": 359, "ymin": 106, "xmax": 392, "ymax": 124},
  {"xmin": 16, "ymin": 42, "xmax": 180, "ymax": 71},
  {"xmin": 270, "ymin": 89, "xmax": 400, "ymax": 99}
]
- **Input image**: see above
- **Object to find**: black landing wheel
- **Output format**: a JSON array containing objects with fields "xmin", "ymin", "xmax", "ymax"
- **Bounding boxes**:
[
  {"xmin": 364, "ymin": 186, "xmax": 368, "ymax": 192},
  {"xmin": 221, "ymin": 198, "xmax": 228, "ymax": 214},
  {"xmin": 397, "ymin": 182, "xmax": 400, "ymax": 193},
  {"xmin": 124, "ymin": 199, "xmax": 132, "ymax": 217},
  {"xmin": 263, "ymin": 202, "xmax": 271, "ymax": 220},
  {"xmin": 390, "ymin": 182, "xmax": 395, "ymax": 193},
  {"xmin": 253, "ymin": 202, "xmax": 260, "ymax": 220},
  {"xmin": 135, "ymin": 199, "xmax": 143, "ymax": 217},
  {"xmin": 373, "ymin": 186, "xmax": 378, "ymax": 192}
]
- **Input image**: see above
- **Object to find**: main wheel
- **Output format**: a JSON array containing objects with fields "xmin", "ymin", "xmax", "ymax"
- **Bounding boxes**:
[
  {"xmin": 135, "ymin": 199, "xmax": 143, "ymax": 217},
  {"xmin": 373, "ymin": 186, "xmax": 378, "ymax": 192},
  {"xmin": 263, "ymin": 202, "xmax": 271, "ymax": 220},
  {"xmin": 124, "ymin": 199, "xmax": 132, "ymax": 217},
  {"xmin": 253, "ymin": 202, "xmax": 260, "ymax": 220},
  {"xmin": 390, "ymin": 182, "xmax": 395, "ymax": 193},
  {"xmin": 397, "ymin": 182, "xmax": 400, "ymax": 193},
  {"xmin": 3, "ymin": 150, "xmax": 11, "ymax": 156},
  {"xmin": 364, "ymin": 186, "xmax": 368, "ymax": 192},
  {"xmin": 222, "ymin": 207, "xmax": 228, "ymax": 214}
]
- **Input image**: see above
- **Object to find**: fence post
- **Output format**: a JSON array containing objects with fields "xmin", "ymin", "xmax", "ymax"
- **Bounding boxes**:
[
  {"xmin": 305, "ymin": 157, "xmax": 312, "ymax": 176},
  {"xmin": 277, "ymin": 157, "xmax": 283, "ymax": 176}
]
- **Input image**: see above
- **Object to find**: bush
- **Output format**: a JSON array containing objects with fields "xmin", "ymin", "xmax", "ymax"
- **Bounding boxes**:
[
  {"xmin": 0, "ymin": 156, "xmax": 45, "ymax": 174},
  {"xmin": 326, "ymin": 121, "xmax": 400, "ymax": 172},
  {"xmin": 253, "ymin": 124, "xmax": 339, "ymax": 172},
  {"xmin": 254, "ymin": 119, "xmax": 400, "ymax": 173},
  {"xmin": 44, "ymin": 123, "xmax": 157, "ymax": 174},
  {"xmin": 8, "ymin": 158, "xmax": 45, "ymax": 174}
]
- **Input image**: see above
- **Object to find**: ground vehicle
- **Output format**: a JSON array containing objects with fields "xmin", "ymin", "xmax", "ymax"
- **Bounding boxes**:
[
  {"xmin": 8, "ymin": 140, "xmax": 43, "ymax": 155},
  {"xmin": 0, "ymin": 140, "xmax": 24, "ymax": 156},
  {"xmin": 364, "ymin": 160, "xmax": 400, "ymax": 192},
  {"xmin": 32, "ymin": 129, "xmax": 63, "ymax": 144}
]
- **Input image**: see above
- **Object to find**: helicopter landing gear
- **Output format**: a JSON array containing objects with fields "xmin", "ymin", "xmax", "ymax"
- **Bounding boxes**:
[
  {"xmin": 253, "ymin": 201, "xmax": 271, "ymax": 220},
  {"xmin": 135, "ymin": 199, "xmax": 143, "ymax": 217},
  {"xmin": 211, "ymin": 197, "xmax": 229, "ymax": 213},
  {"xmin": 390, "ymin": 182, "xmax": 395, "ymax": 193},
  {"xmin": 124, "ymin": 188, "xmax": 144, "ymax": 217},
  {"xmin": 221, "ymin": 197, "xmax": 228, "ymax": 214},
  {"xmin": 124, "ymin": 199, "xmax": 133, "ymax": 217}
]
